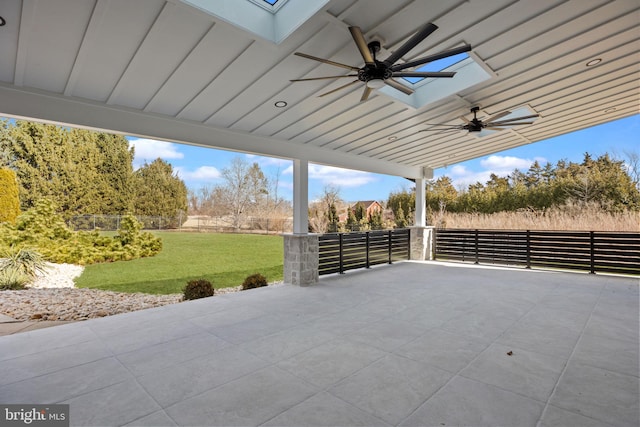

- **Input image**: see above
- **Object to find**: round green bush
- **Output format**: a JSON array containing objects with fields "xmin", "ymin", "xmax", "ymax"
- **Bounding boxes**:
[
  {"xmin": 183, "ymin": 279, "xmax": 215, "ymax": 300},
  {"xmin": 241, "ymin": 273, "xmax": 268, "ymax": 290}
]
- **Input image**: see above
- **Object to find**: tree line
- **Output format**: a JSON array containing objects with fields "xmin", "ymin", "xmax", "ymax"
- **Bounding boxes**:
[
  {"xmin": 1, "ymin": 119, "xmax": 637, "ymax": 232},
  {"xmin": 0, "ymin": 120, "xmax": 187, "ymax": 225},
  {"xmin": 424, "ymin": 153, "xmax": 639, "ymax": 217}
]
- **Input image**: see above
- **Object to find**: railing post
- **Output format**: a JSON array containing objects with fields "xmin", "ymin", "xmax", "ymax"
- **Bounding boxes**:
[
  {"xmin": 407, "ymin": 228, "xmax": 411, "ymax": 260},
  {"xmin": 365, "ymin": 232, "xmax": 370, "ymax": 268},
  {"xmin": 590, "ymin": 231, "xmax": 596, "ymax": 274},
  {"xmin": 474, "ymin": 229, "xmax": 479, "ymax": 264},
  {"xmin": 339, "ymin": 233, "xmax": 344, "ymax": 274},
  {"xmin": 388, "ymin": 230, "xmax": 393, "ymax": 264},
  {"xmin": 526, "ymin": 230, "xmax": 531, "ymax": 269}
]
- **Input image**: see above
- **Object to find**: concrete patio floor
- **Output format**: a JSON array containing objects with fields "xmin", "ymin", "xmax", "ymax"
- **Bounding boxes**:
[{"xmin": 0, "ymin": 261, "xmax": 638, "ymax": 427}]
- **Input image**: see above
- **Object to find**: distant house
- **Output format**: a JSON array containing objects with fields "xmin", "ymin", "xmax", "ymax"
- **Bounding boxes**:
[{"xmin": 338, "ymin": 200, "xmax": 383, "ymax": 222}]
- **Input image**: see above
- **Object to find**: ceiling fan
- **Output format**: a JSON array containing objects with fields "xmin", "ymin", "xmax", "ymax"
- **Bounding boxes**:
[
  {"xmin": 290, "ymin": 23, "xmax": 471, "ymax": 101},
  {"xmin": 421, "ymin": 106, "xmax": 539, "ymax": 133}
]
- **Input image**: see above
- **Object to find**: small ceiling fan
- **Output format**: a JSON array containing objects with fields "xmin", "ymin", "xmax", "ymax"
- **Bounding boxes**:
[
  {"xmin": 421, "ymin": 106, "xmax": 539, "ymax": 133},
  {"xmin": 290, "ymin": 23, "xmax": 471, "ymax": 101}
]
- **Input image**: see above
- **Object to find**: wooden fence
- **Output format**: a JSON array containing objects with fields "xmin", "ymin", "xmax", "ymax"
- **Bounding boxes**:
[
  {"xmin": 434, "ymin": 229, "xmax": 640, "ymax": 275},
  {"xmin": 318, "ymin": 229, "xmax": 410, "ymax": 275}
]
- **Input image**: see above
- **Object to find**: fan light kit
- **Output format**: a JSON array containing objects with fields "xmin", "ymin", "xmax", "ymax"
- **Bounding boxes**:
[
  {"xmin": 421, "ymin": 107, "xmax": 539, "ymax": 134},
  {"xmin": 291, "ymin": 23, "xmax": 471, "ymax": 101}
]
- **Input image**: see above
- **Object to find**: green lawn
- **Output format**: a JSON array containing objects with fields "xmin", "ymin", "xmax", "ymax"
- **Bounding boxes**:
[{"xmin": 75, "ymin": 232, "xmax": 283, "ymax": 294}]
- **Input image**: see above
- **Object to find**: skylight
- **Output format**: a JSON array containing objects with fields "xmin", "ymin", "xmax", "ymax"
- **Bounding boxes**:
[
  {"xmin": 378, "ymin": 53, "xmax": 493, "ymax": 109},
  {"xmin": 402, "ymin": 52, "xmax": 469, "ymax": 84},
  {"xmin": 181, "ymin": 0, "xmax": 328, "ymax": 44}
]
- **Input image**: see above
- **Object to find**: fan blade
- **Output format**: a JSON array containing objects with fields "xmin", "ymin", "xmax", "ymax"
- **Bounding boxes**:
[
  {"xmin": 318, "ymin": 80, "xmax": 360, "ymax": 97},
  {"xmin": 348, "ymin": 27, "xmax": 375, "ymax": 65},
  {"xmin": 361, "ymin": 86, "xmax": 373, "ymax": 101},
  {"xmin": 487, "ymin": 121, "xmax": 536, "ymax": 126},
  {"xmin": 487, "ymin": 114, "xmax": 539, "ymax": 125},
  {"xmin": 391, "ymin": 44, "xmax": 472, "ymax": 71},
  {"xmin": 294, "ymin": 52, "xmax": 360, "ymax": 71},
  {"xmin": 483, "ymin": 127, "xmax": 508, "ymax": 131},
  {"xmin": 483, "ymin": 110, "xmax": 511, "ymax": 123},
  {"xmin": 384, "ymin": 78, "xmax": 414, "ymax": 95},
  {"xmin": 420, "ymin": 127, "xmax": 462, "ymax": 131},
  {"xmin": 392, "ymin": 71, "xmax": 455, "ymax": 78},
  {"xmin": 290, "ymin": 75, "xmax": 358, "ymax": 82},
  {"xmin": 383, "ymin": 22, "xmax": 438, "ymax": 66}
]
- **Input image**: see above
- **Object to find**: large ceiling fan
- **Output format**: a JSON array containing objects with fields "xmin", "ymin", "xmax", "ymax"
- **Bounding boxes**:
[
  {"xmin": 421, "ymin": 106, "xmax": 539, "ymax": 133},
  {"xmin": 290, "ymin": 23, "xmax": 471, "ymax": 101}
]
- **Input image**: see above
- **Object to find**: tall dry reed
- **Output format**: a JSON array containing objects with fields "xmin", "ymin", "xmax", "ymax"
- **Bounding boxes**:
[{"xmin": 433, "ymin": 204, "xmax": 640, "ymax": 232}]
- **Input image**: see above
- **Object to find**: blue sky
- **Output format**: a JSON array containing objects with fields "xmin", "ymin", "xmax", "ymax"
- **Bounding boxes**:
[{"xmin": 130, "ymin": 114, "xmax": 639, "ymax": 203}]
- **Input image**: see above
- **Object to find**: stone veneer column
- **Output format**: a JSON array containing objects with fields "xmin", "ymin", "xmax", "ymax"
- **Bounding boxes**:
[
  {"xmin": 408, "ymin": 226, "xmax": 435, "ymax": 260},
  {"xmin": 283, "ymin": 233, "xmax": 319, "ymax": 286}
]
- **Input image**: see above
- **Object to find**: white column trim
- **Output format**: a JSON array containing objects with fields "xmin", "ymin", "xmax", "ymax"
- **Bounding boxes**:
[
  {"xmin": 415, "ymin": 177, "xmax": 426, "ymax": 227},
  {"xmin": 293, "ymin": 158, "xmax": 309, "ymax": 234}
]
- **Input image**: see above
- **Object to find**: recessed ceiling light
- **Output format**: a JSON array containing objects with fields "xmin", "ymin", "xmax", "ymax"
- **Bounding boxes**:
[
  {"xmin": 604, "ymin": 107, "xmax": 616, "ymax": 113},
  {"xmin": 388, "ymin": 136, "xmax": 397, "ymax": 141},
  {"xmin": 274, "ymin": 101, "xmax": 287, "ymax": 108},
  {"xmin": 585, "ymin": 58, "xmax": 602, "ymax": 66}
]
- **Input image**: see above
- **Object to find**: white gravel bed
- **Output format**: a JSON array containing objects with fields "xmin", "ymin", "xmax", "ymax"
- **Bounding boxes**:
[{"xmin": 28, "ymin": 262, "xmax": 84, "ymax": 289}]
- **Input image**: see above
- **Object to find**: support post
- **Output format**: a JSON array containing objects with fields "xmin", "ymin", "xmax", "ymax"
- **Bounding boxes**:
[
  {"xmin": 408, "ymin": 177, "xmax": 434, "ymax": 260},
  {"xmin": 283, "ymin": 158, "xmax": 318, "ymax": 285},
  {"xmin": 292, "ymin": 158, "xmax": 309, "ymax": 234}
]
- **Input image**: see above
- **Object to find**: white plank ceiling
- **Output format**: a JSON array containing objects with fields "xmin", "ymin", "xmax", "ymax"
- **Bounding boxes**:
[{"xmin": 0, "ymin": 0, "xmax": 637, "ymax": 179}]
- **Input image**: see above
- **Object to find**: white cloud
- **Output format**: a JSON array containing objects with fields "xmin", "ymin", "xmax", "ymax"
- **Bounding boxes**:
[
  {"xmin": 175, "ymin": 165, "xmax": 221, "ymax": 181},
  {"xmin": 450, "ymin": 164, "xmax": 470, "ymax": 176},
  {"xmin": 310, "ymin": 165, "xmax": 377, "ymax": 188},
  {"xmin": 480, "ymin": 155, "xmax": 545, "ymax": 171},
  {"xmin": 129, "ymin": 138, "xmax": 184, "ymax": 167},
  {"xmin": 282, "ymin": 164, "xmax": 377, "ymax": 190}
]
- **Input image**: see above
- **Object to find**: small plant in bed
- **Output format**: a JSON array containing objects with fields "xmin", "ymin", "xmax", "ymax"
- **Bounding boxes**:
[
  {"xmin": 183, "ymin": 279, "xmax": 215, "ymax": 300},
  {"xmin": 241, "ymin": 273, "xmax": 268, "ymax": 290},
  {"xmin": 0, "ymin": 247, "xmax": 48, "ymax": 290}
]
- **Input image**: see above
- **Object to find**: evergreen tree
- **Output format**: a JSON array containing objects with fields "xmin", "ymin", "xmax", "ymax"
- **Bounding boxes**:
[
  {"xmin": 0, "ymin": 168, "xmax": 20, "ymax": 223},
  {"xmin": 0, "ymin": 120, "xmax": 135, "ymax": 218},
  {"xmin": 387, "ymin": 189, "xmax": 415, "ymax": 227},
  {"xmin": 133, "ymin": 158, "xmax": 188, "ymax": 227},
  {"xmin": 369, "ymin": 208, "xmax": 383, "ymax": 230},
  {"xmin": 346, "ymin": 208, "xmax": 357, "ymax": 231},
  {"xmin": 326, "ymin": 203, "xmax": 339, "ymax": 232},
  {"xmin": 354, "ymin": 202, "xmax": 366, "ymax": 222}
]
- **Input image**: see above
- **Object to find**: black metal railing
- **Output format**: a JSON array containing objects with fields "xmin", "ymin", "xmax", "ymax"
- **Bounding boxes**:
[
  {"xmin": 434, "ymin": 229, "xmax": 640, "ymax": 275},
  {"xmin": 318, "ymin": 229, "xmax": 411, "ymax": 275}
]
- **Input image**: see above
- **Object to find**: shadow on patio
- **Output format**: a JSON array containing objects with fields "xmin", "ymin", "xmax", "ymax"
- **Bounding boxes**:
[{"xmin": 0, "ymin": 262, "xmax": 638, "ymax": 426}]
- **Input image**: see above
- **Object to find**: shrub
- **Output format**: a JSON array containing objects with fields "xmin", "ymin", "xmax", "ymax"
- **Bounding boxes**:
[
  {"xmin": 0, "ymin": 267, "xmax": 29, "ymax": 290},
  {"xmin": 0, "ymin": 247, "xmax": 48, "ymax": 277},
  {"xmin": 241, "ymin": 273, "xmax": 268, "ymax": 290},
  {"xmin": 183, "ymin": 279, "xmax": 215, "ymax": 300},
  {"xmin": 0, "ymin": 168, "xmax": 20, "ymax": 224},
  {"xmin": 0, "ymin": 200, "xmax": 162, "ymax": 264}
]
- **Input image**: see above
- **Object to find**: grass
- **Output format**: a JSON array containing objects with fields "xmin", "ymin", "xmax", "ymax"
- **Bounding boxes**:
[{"xmin": 75, "ymin": 232, "xmax": 283, "ymax": 294}]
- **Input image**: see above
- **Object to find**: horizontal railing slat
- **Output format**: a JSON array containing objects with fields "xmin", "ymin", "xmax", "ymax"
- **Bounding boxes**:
[
  {"xmin": 435, "ymin": 229, "xmax": 639, "ymax": 275},
  {"xmin": 319, "ymin": 229, "xmax": 410, "ymax": 275}
]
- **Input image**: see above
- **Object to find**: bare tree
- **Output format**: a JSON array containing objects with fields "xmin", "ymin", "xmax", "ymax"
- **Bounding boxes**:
[{"xmin": 308, "ymin": 185, "xmax": 343, "ymax": 233}]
